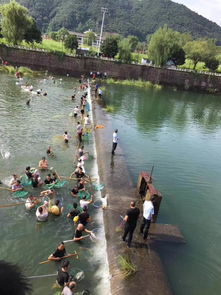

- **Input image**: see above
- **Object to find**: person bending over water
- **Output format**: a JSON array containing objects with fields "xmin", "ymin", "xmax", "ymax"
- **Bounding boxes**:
[
  {"xmin": 48, "ymin": 242, "xmax": 67, "ymax": 261},
  {"xmin": 50, "ymin": 199, "xmax": 64, "ymax": 216},
  {"xmin": 73, "ymin": 223, "xmax": 92, "ymax": 242},
  {"xmin": 11, "ymin": 180, "xmax": 23, "ymax": 192},
  {"xmin": 46, "ymin": 146, "xmax": 54, "ymax": 157},
  {"xmin": 36, "ymin": 203, "xmax": 49, "ymax": 222},
  {"xmin": 63, "ymin": 131, "xmax": 70, "ymax": 144},
  {"xmin": 44, "ymin": 174, "xmax": 53, "ymax": 184},
  {"xmin": 39, "ymin": 157, "xmax": 48, "ymax": 170},
  {"xmin": 10, "ymin": 174, "xmax": 20, "ymax": 187},
  {"xmin": 25, "ymin": 195, "xmax": 39, "ymax": 210},
  {"xmin": 67, "ymin": 202, "xmax": 80, "ymax": 219}
]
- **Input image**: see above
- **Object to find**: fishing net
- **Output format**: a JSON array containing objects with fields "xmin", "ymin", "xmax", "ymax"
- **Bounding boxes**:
[
  {"xmin": 89, "ymin": 228, "xmax": 105, "ymax": 242},
  {"xmin": 12, "ymin": 191, "xmax": 29, "ymax": 199},
  {"xmin": 93, "ymin": 200, "xmax": 103, "ymax": 209},
  {"xmin": 93, "ymin": 184, "xmax": 104, "ymax": 191},
  {"xmin": 45, "ymin": 181, "xmax": 67, "ymax": 189},
  {"xmin": 77, "ymin": 191, "xmax": 91, "ymax": 200},
  {"xmin": 69, "ymin": 268, "xmax": 85, "ymax": 282},
  {"xmin": 115, "ymin": 216, "xmax": 125, "ymax": 232},
  {"xmin": 21, "ymin": 175, "xmax": 32, "ymax": 186}
]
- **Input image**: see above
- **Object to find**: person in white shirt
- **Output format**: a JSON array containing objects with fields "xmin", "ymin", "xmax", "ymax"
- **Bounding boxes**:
[
  {"xmin": 80, "ymin": 195, "xmax": 93, "ymax": 209},
  {"xmin": 112, "ymin": 129, "xmax": 119, "ymax": 155},
  {"xmin": 73, "ymin": 106, "xmax": 79, "ymax": 118},
  {"xmin": 140, "ymin": 200, "xmax": 154, "ymax": 240}
]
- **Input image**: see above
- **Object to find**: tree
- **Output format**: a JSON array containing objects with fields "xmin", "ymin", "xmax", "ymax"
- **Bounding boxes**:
[
  {"xmin": 136, "ymin": 41, "xmax": 146, "ymax": 53},
  {"xmin": 127, "ymin": 35, "xmax": 139, "ymax": 52},
  {"xmin": 0, "ymin": 24, "xmax": 3, "ymax": 38},
  {"xmin": 184, "ymin": 39, "xmax": 217, "ymax": 69},
  {"xmin": 148, "ymin": 25, "xmax": 187, "ymax": 67},
  {"xmin": 24, "ymin": 20, "xmax": 42, "ymax": 43},
  {"xmin": 57, "ymin": 27, "xmax": 69, "ymax": 43},
  {"xmin": 118, "ymin": 38, "xmax": 132, "ymax": 63},
  {"xmin": 204, "ymin": 57, "xmax": 219, "ymax": 72},
  {"xmin": 84, "ymin": 31, "xmax": 96, "ymax": 46},
  {"xmin": 64, "ymin": 34, "xmax": 78, "ymax": 52},
  {"xmin": 170, "ymin": 47, "xmax": 185, "ymax": 66},
  {"xmin": 101, "ymin": 36, "xmax": 118, "ymax": 58},
  {"xmin": 0, "ymin": 0, "xmax": 33, "ymax": 45},
  {"xmin": 49, "ymin": 31, "xmax": 58, "ymax": 41}
]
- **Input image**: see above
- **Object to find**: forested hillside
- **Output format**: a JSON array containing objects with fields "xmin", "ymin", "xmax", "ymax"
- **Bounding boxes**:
[{"xmin": 1, "ymin": 0, "xmax": 221, "ymax": 41}]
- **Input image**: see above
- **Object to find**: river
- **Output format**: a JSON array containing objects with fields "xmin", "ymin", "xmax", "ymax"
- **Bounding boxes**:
[
  {"xmin": 0, "ymin": 73, "xmax": 109, "ymax": 295},
  {"xmin": 103, "ymin": 84, "xmax": 221, "ymax": 295}
]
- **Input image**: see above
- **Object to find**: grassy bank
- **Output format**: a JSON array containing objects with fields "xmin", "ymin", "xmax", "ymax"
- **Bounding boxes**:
[
  {"xmin": 106, "ymin": 78, "xmax": 163, "ymax": 89},
  {"xmin": 0, "ymin": 65, "xmax": 39, "ymax": 77}
]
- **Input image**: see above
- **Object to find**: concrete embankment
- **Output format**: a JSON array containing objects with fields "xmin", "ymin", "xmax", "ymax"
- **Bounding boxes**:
[
  {"xmin": 92, "ymin": 95, "xmax": 173, "ymax": 295},
  {"xmin": 0, "ymin": 45, "xmax": 221, "ymax": 93}
]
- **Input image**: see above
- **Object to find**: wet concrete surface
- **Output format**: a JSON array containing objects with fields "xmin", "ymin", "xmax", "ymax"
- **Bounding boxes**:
[{"xmin": 92, "ymin": 96, "xmax": 173, "ymax": 295}]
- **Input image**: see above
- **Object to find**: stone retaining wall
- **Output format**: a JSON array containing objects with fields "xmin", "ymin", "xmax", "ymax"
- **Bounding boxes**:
[{"xmin": 1, "ymin": 45, "xmax": 221, "ymax": 93}]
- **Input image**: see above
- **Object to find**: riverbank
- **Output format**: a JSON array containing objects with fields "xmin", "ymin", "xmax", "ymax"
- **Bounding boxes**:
[
  {"xmin": 0, "ymin": 45, "xmax": 221, "ymax": 94},
  {"xmin": 92, "ymin": 93, "xmax": 173, "ymax": 294}
]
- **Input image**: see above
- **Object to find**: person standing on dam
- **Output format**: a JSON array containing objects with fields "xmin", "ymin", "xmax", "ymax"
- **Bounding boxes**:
[
  {"xmin": 122, "ymin": 201, "xmax": 140, "ymax": 247},
  {"xmin": 112, "ymin": 129, "xmax": 119, "ymax": 155}
]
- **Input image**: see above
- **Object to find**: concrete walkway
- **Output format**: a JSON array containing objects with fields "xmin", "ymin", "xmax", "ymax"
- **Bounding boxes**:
[{"xmin": 92, "ymin": 98, "xmax": 173, "ymax": 295}]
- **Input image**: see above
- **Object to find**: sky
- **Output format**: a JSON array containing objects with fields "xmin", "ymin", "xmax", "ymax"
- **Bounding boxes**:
[{"xmin": 173, "ymin": 0, "xmax": 221, "ymax": 26}]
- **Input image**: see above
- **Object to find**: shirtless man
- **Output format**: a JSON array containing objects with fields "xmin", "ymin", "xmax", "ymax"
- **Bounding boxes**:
[{"xmin": 39, "ymin": 157, "xmax": 48, "ymax": 170}]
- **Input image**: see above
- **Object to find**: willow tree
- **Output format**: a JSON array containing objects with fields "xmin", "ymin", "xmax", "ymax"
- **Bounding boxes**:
[
  {"xmin": 148, "ymin": 25, "xmax": 187, "ymax": 67},
  {"xmin": 0, "ymin": 0, "xmax": 33, "ymax": 45}
]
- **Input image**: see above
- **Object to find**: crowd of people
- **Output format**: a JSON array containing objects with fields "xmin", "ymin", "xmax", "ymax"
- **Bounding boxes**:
[
  {"xmin": 2, "ymin": 73, "xmax": 156, "ymax": 295},
  {"xmin": 7, "ymin": 76, "xmax": 101, "ymax": 294}
]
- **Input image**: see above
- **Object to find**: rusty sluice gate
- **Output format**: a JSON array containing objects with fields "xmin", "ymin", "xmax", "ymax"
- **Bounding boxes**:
[
  {"xmin": 137, "ymin": 171, "xmax": 185, "ymax": 244},
  {"xmin": 137, "ymin": 171, "xmax": 162, "ymax": 222}
]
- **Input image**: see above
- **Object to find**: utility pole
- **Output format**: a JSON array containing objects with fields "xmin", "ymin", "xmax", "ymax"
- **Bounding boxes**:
[{"xmin": 97, "ymin": 7, "xmax": 108, "ymax": 57}]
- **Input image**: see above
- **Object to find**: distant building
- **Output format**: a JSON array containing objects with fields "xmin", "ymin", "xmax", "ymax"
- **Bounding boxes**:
[{"xmin": 69, "ymin": 29, "xmax": 104, "ymax": 48}]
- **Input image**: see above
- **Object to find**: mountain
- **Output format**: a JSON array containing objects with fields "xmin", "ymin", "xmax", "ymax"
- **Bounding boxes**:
[{"xmin": 1, "ymin": 0, "xmax": 221, "ymax": 41}]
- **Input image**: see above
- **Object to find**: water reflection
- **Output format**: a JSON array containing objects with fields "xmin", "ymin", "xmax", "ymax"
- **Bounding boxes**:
[{"xmin": 104, "ymin": 85, "xmax": 221, "ymax": 133}]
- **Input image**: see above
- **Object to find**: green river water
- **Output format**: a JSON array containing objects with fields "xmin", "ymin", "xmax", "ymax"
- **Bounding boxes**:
[
  {"xmin": 104, "ymin": 84, "xmax": 221, "ymax": 295},
  {"xmin": 0, "ymin": 74, "xmax": 109, "ymax": 295}
]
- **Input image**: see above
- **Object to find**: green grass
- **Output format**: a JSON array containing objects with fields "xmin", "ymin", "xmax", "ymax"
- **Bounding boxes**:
[
  {"xmin": 117, "ymin": 255, "xmax": 137, "ymax": 278},
  {"xmin": 106, "ymin": 78, "xmax": 155, "ymax": 88},
  {"xmin": 0, "ymin": 65, "xmax": 16, "ymax": 74},
  {"xmin": 104, "ymin": 105, "xmax": 115, "ymax": 112},
  {"xmin": 0, "ymin": 65, "xmax": 39, "ymax": 77}
]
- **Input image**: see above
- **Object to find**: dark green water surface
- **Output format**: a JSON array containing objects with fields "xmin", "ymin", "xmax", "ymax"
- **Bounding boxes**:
[
  {"xmin": 104, "ymin": 84, "xmax": 221, "ymax": 295},
  {"xmin": 0, "ymin": 74, "xmax": 109, "ymax": 295}
]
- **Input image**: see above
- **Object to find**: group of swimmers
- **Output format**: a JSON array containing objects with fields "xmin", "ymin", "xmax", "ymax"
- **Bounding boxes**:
[{"xmin": 9, "ymin": 77, "xmax": 98, "ymax": 294}]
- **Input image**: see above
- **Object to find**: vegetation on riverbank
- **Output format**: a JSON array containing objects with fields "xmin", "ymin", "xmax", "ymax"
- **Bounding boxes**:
[
  {"xmin": 118, "ymin": 254, "xmax": 137, "ymax": 278},
  {"xmin": 0, "ymin": 65, "xmax": 38, "ymax": 77},
  {"xmin": 106, "ymin": 78, "xmax": 162, "ymax": 90}
]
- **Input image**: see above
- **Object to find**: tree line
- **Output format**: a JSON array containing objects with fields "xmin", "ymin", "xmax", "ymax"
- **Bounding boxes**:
[{"xmin": 0, "ymin": 1, "xmax": 220, "ymax": 72}]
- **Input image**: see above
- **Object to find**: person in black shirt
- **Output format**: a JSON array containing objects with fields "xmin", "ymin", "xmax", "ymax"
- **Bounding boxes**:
[
  {"xmin": 78, "ymin": 206, "xmax": 90, "ymax": 226},
  {"xmin": 74, "ymin": 167, "xmax": 85, "ymax": 181},
  {"xmin": 67, "ymin": 203, "xmax": 80, "ymax": 219},
  {"xmin": 48, "ymin": 242, "xmax": 66, "ymax": 261},
  {"xmin": 122, "ymin": 201, "xmax": 140, "ymax": 248},
  {"xmin": 73, "ymin": 223, "xmax": 92, "ymax": 242},
  {"xmin": 71, "ymin": 187, "xmax": 78, "ymax": 198},
  {"xmin": 44, "ymin": 174, "xmax": 53, "ymax": 184},
  {"xmin": 25, "ymin": 166, "xmax": 33, "ymax": 179},
  {"xmin": 77, "ymin": 179, "xmax": 85, "ymax": 191},
  {"xmin": 57, "ymin": 260, "xmax": 70, "ymax": 287}
]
